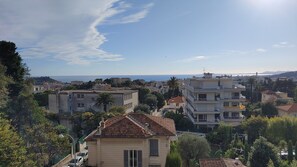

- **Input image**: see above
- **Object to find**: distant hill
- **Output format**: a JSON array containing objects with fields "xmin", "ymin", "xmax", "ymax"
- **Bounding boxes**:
[
  {"xmin": 271, "ymin": 71, "xmax": 297, "ymax": 78},
  {"xmin": 31, "ymin": 76, "xmax": 60, "ymax": 85}
]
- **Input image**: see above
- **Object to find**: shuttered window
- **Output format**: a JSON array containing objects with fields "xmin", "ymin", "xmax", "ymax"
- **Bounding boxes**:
[
  {"xmin": 124, "ymin": 150, "xmax": 142, "ymax": 167},
  {"xmin": 149, "ymin": 139, "xmax": 159, "ymax": 156}
]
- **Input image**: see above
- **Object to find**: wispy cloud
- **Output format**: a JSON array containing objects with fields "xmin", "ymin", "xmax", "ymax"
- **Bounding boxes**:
[
  {"xmin": 105, "ymin": 3, "xmax": 154, "ymax": 24},
  {"xmin": 0, "ymin": 0, "xmax": 153, "ymax": 65},
  {"xmin": 180, "ymin": 56, "xmax": 207, "ymax": 63},
  {"xmin": 256, "ymin": 48, "xmax": 267, "ymax": 53},
  {"xmin": 273, "ymin": 42, "xmax": 295, "ymax": 48}
]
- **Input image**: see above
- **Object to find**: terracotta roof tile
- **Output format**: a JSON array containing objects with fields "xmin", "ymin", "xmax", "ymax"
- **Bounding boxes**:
[
  {"xmin": 86, "ymin": 113, "xmax": 176, "ymax": 140},
  {"xmin": 199, "ymin": 158, "xmax": 226, "ymax": 167},
  {"xmin": 277, "ymin": 103, "xmax": 297, "ymax": 114},
  {"xmin": 199, "ymin": 158, "xmax": 246, "ymax": 167},
  {"xmin": 168, "ymin": 96, "xmax": 184, "ymax": 104}
]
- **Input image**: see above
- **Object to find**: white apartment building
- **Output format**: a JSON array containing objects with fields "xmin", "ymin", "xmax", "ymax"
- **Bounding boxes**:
[
  {"xmin": 49, "ymin": 90, "xmax": 138, "ymax": 114},
  {"xmin": 184, "ymin": 73, "xmax": 246, "ymax": 129}
]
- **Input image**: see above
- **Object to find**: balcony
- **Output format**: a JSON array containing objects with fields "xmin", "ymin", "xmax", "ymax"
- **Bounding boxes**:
[
  {"xmin": 197, "ymin": 119, "xmax": 220, "ymax": 125},
  {"xmin": 223, "ymin": 116, "xmax": 243, "ymax": 123}
]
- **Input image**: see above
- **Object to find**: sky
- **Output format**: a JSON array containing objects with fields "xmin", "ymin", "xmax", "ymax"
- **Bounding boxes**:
[{"xmin": 0, "ymin": 0, "xmax": 296, "ymax": 76}]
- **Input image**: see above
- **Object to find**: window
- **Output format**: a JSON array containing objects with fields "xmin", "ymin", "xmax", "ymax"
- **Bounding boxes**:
[
  {"xmin": 77, "ymin": 94, "xmax": 84, "ymax": 99},
  {"xmin": 77, "ymin": 103, "xmax": 84, "ymax": 108},
  {"xmin": 198, "ymin": 94, "xmax": 207, "ymax": 101},
  {"xmin": 224, "ymin": 102, "xmax": 229, "ymax": 107},
  {"xmin": 223, "ymin": 112, "xmax": 229, "ymax": 118},
  {"xmin": 198, "ymin": 114, "xmax": 207, "ymax": 122},
  {"xmin": 124, "ymin": 150, "xmax": 142, "ymax": 167},
  {"xmin": 232, "ymin": 102, "xmax": 239, "ymax": 107},
  {"xmin": 149, "ymin": 139, "xmax": 159, "ymax": 156},
  {"xmin": 231, "ymin": 112, "xmax": 239, "ymax": 118}
]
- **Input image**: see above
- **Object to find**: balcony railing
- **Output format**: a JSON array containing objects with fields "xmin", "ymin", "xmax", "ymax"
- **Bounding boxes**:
[{"xmin": 224, "ymin": 116, "xmax": 241, "ymax": 119}]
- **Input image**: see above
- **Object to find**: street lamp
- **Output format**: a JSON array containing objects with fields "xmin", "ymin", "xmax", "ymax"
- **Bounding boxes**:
[{"xmin": 59, "ymin": 134, "xmax": 76, "ymax": 166}]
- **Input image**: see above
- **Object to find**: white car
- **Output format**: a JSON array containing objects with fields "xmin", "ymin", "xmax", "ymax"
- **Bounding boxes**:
[
  {"xmin": 77, "ymin": 150, "xmax": 88, "ymax": 162},
  {"xmin": 68, "ymin": 156, "xmax": 83, "ymax": 167}
]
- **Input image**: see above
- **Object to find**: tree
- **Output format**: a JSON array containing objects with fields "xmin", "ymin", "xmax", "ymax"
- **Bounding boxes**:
[
  {"xmin": 24, "ymin": 122, "xmax": 70, "ymax": 166},
  {"xmin": 248, "ymin": 137, "xmax": 280, "ymax": 167},
  {"xmin": 33, "ymin": 91, "xmax": 50, "ymax": 107},
  {"xmin": 167, "ymin": 76, "xmax": 178, "ymax": 90},
  {"xmin": 0, "ymin": 41, "xmax": 27, "ymax": 97},
  {"xmin": 206, "ymin": 123, "xmax": 233, "ymax": 151},
  {"xmin": 288, "ymin": 140, "xmax": 293, "ymax": 163},
  {"xmin": 178, "ymin": 134, "xmax": 210, "ymax": 167},
  {"xmin": 96, "ymin": 93, "xmax": 114, "ymax": 112},
  {"xmin": 144, "ymin": 94, "xmax": 158, "ymax": 110},
  {"xmin": 134, "ymin": 104, "xmax": 150, "ymax": 114},
  {"xmin": 108, "ymin": 106, "xmax": 125, "ymax": 113},
  {"xmin": 135, "ymin": 87, "xmax": 150, "ymax": 103},
  {"xmin": 0, "ymin": 64, "xmax": 11, "ymax": 108},
  {"xmin": 261, "ymin": 103, "xmax": 278, "ymax": 118},
  {"xmin": 152, "ymin": 91, "xmax": 165, "ymax": 110},
  {"xmin": 278, "ymin": 140, "xmax": 287, "ymax": 152},
  {"xmin": 247, "ymin": 77, "xmax": 256, "ymax": 103},
  {"xmin": 165, "ymin": 151, "xmax": 182, "ymax": 167},
  {"xmin": 242, "ymin": 116, "xmax": 268, "ymax": 144},
  {"xmin": 295, "ymin": 141, "xmax": 297, "ymax": 160},
  {"xmin": 166, "ymin": 76, "xmax": 181, "ymax": 99},
  {"xmin": 0, "ymin": 115, "xmax": 35, "ymax": 167},
  {"xmin": 243, "ymin": 142, "xmax": 249, "ymax": 164}
]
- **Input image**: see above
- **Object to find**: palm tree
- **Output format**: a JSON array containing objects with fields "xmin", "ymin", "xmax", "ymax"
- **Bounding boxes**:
[
  {"xmin": 167, "ymin": 76, "xmax": 178, "ymax": 90},
  {"xmin": 167, "ymin": 77, "xmax": 179, "ymax": 98},
  {"xmin": 95, "ymin": 93, "xmax": 114, "ymax": 112}
]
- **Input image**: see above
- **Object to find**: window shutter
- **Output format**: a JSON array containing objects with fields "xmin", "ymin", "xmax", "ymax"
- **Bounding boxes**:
[
  {"xmin": 138, "ymin": 150, "xmax": 142, "ymax": 167},
  {"xmin": 149, "ymin": 139, "xmax": 159, "ymax": 156},
  {"xmin": 124, "ymin": 150, "xmax": 128, "ymax": 167}
]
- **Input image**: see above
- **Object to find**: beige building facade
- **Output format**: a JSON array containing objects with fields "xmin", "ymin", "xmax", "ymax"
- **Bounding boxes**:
[
  {"xmin": 49, "ymin": 90, "xmax": 138, "ymax": 113},
  {"xmin": 184, "ymin": 73, "xmax": 246, "ymax": 128},
  {"xmin": 85, "ymin": 113, "xmax": 176, "ymax": 167}
]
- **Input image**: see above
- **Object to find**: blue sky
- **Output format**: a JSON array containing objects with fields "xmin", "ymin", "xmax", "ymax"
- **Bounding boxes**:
[{"xmin": 1, "ymin": 0, "xmax": 296, "ymax": 76}]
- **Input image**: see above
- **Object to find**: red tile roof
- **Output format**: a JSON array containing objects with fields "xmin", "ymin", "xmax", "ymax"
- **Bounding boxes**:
[
  {"xmin": 168, "ymin": 96, "xmax": 184, "ymax": 104},
  {"xmin": 85, "ymin": 113, "xmax": 176, "ymax": 141},
  {"xmin": 199, "ymin": 158, "xmax": 246, "ymax": 167},
  {"xmin": 261, "ymin": 90, "xmax": 276, "ymax": 95},
  {"xmin": 277, "ymin": 103, "xmax": 297, "ymax": 114}
]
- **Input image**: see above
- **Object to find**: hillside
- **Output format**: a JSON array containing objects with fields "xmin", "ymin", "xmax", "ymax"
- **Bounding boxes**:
[
  {"xmin": 271, "ymin": 71, "xmax": 297, "ymax": 78},
  {"xmin": 31, "ymin": 76, "xmax": 60, "ymax": 85}
]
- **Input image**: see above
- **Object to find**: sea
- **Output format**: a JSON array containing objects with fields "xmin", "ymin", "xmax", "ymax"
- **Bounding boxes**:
[{"xmin": 49, "ymin": 73, "xmax": 272, "ymax": 83}]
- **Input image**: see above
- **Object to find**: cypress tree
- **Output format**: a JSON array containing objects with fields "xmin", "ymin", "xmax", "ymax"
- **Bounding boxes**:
[{"xmin": 288, "ymin": 140, "xmax": 293, "ymax": 163}]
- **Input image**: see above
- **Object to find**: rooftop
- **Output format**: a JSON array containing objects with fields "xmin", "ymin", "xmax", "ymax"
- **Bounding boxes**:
[
  {"xmin": 168, "ymin": 96, "xmax": 184, "ymax": 104},
  {"xmin": 85, "ymin": 113, "xmax": 176, "ymax": 141},
  {"xmin": 199, "ymin": 158, "xmax": 246, "ymax": 167},
  {"xmin": 277, "ymin": 103, "xmax": 297, "ymax": 114},
  {"xmin": 53, "ymin": 89, "xmax": 138, "ymax": 94}
]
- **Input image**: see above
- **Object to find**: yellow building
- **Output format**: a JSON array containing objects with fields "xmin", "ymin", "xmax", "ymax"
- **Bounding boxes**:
[{"xmin": 85, "ymin": 113, "xmax": 176, "ymax": 167}]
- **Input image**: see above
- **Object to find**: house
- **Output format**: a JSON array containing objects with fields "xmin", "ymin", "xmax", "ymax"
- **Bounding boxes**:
[
  {"xmin": 184, "ymin": 73, "xmax": 246, "ymax": 129},
  {"xmin": 166, "ymin": 96, "xmax": 185, "ymax": 111},
  {"xmin": 261, "ymin": 90, "xmax": 293, "ymax": 104},
  {"xmin": 85, "ymin": 113, "xmax": 176, "ymax": 167},
  {"xmin": 199, "ymin": 158, "xmax": 246, "ymax": 167},
  {"xmin": 48, "ymin": 90, "xmax": 138, "ymax": 114},
  {"xmin": 277, "ymin": 103, "xmax": 297, "ymax": 117}
]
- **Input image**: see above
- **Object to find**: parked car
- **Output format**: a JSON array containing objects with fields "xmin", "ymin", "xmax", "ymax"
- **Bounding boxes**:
[
  {"xmin": 68, "ymin": 156, "xmax": 83, "ymax": 167},
  {"xmin": 77, "ymin": 150, "xmax": 88, "ymax": 162}
]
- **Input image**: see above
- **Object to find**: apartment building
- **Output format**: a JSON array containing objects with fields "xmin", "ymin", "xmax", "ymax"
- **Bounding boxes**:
[
  {"xmin": 184, "ymin": 73, "xmax": 246, "ymax": 129},
  {"xmin": 49, "ymin": 90, "xmax": 138, "ymax": 113}
]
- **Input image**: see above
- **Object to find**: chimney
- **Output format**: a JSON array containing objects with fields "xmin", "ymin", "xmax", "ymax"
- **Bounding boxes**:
[{"xmin": 97, "ymin": 118, "xmax": 105, "ymax": 135}]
